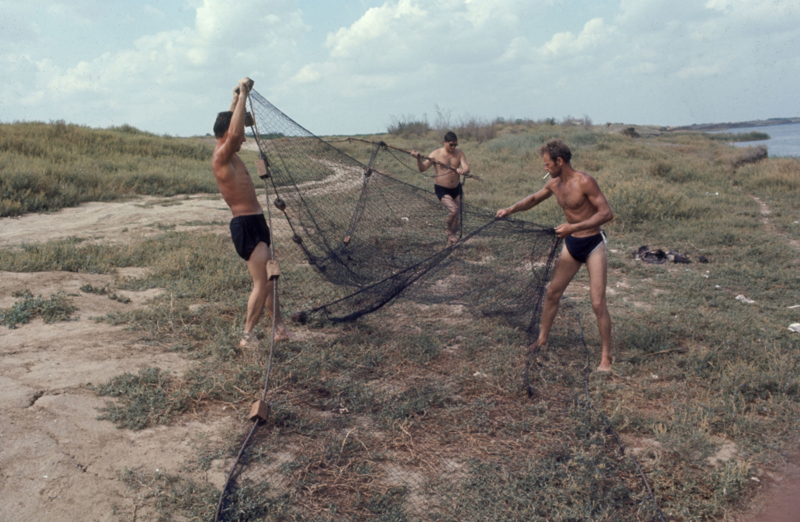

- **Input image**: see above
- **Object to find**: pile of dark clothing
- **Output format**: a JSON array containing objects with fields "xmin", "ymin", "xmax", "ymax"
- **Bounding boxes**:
[{"xmin": 633, "ymin": 246, "xmax": 706, "ymax": 264}]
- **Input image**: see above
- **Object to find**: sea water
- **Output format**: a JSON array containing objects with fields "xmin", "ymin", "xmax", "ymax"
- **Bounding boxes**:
[{"xmin": 714, "ymin": 122, "xmax": 800, "ymax": 157}]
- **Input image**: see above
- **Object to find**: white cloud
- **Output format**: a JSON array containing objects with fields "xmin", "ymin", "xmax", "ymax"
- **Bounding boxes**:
[
  {"xmin": 540, "ymin": 18, "xmax": 612, "ymax": 56},
  {"xmin": 292, "ymin": 64, "xmax": 322, "ymax": 84}
]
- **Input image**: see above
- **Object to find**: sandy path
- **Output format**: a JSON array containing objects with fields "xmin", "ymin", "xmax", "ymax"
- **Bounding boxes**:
[{"xmin": 0, "ymin": 194, "xmax": 232, "ymax": 246}]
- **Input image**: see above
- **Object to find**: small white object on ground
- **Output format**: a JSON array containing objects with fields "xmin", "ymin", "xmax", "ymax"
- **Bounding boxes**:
[
  {"xmin": 788, "ymin": 304, "xmax": 800, "ymax": 309},
  {"xmin": 473, "ymin": 371, "xmax": 487, "ymax": 378},
  {"xmin": 789, "ymin": 323, "xmax": 800, "ymax": 333},
  {"xmin": 735, "ymin": 295, "xmax": 755, "ymax": 304}
]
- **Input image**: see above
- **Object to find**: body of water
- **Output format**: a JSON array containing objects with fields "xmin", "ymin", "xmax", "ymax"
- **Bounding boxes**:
[{"xmin": 713, "ymin": 122, "xmax": 800, "ymax": 157}]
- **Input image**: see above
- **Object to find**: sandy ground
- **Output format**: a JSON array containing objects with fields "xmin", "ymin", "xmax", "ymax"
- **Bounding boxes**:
[
  {"xmin": 0, "ymin": 196, "xmax": 242, "ymax": 522},
  {"xmin": 1, "ymin": 196, "xmax": 798, "ymax": 521}
]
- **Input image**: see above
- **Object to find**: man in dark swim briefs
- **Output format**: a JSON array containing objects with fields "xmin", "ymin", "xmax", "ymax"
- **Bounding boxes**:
[
  {"xmin": 211, "ymin": 77, "xmax": 295, "ymax": 346},
  {"xmin": 410, "ymin": 131, "xmax": 470, "ymax": 246},
  {"xmin": 496, "ymin": 139, "xmax": 615, "ymax": 372}
]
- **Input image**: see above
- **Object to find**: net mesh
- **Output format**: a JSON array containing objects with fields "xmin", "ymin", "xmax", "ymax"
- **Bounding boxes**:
[{"xmin": 212, "ymin": 91, "xmax": 662, "ymax": 521}]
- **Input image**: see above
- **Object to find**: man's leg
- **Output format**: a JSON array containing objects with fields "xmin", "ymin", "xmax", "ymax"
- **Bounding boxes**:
[
  {"xmin": 535, "ymin": 245, "xmax": 582, "ymax": 347},
  {"xmin": 441, "ymin": 195, "xmax": 460, "ymax": 245},
  {"xmin": 244, "ymin": 242, "xmax": 294, "ymax": 343},
  {"xmin": 585, "ymin": 243, "xmax": 612, "ymax": 371}
]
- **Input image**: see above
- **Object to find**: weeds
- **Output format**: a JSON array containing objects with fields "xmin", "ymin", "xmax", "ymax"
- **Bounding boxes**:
[{"xmin": 0, "ymin": 290, "xmax": 77, "ymax": 328}]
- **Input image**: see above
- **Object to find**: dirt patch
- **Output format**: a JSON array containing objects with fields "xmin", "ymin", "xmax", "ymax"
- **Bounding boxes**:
[
  {"xmin": 739, "ymin": 453, "xmax": 800, "ymax": 522},
  {"xmin": 0, "ymin": 195, "xmax": 232, "ymax": 246},
  {"xmin": 0, "ymin": 209, "xmax": 241, "ymax": 521}
]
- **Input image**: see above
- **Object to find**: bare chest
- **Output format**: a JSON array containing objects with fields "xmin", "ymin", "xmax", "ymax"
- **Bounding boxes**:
[{"xmin": 552, "ymin": 182, "xmax": 588, "ymax": 211}]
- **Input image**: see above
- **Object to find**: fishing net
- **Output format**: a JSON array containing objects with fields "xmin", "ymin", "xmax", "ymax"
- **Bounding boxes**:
[{"xmin": 212, "ymin": 91, "xmax": 664, "ymax": 521}]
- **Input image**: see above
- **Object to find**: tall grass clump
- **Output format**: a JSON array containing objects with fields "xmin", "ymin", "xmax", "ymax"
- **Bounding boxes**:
[
  {"xmin": 387, "ymin": 114, "xmax": 430, "ymax": 137},
  {"xmin": 0, "ymin": 121, "xmax": 220, "ymax": 217},
  {"xmin": 705, "ymin": 131, "xmax": 770, "ymax": 142},
  {"xmin": 733, "ymin": 157, "xmax": 800, "ymax": 194}
]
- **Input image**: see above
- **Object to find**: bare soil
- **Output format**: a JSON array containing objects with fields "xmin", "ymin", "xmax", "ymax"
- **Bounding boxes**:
[{"xmin": 0, "ymin": 197, "xmax": 240, "ymax": 522}]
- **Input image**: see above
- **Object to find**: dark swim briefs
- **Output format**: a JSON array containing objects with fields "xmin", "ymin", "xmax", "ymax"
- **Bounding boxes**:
[
  {"xmin": 565, "ymin": 232, "xmax": 606, "ymax": 263},
  {"xmin": 230, "ymin": 213, "xmax": 271, "ymax": 261},
  {"xmin": 434, "ymin": 183, "xmax": 463, "ymax": 201}
]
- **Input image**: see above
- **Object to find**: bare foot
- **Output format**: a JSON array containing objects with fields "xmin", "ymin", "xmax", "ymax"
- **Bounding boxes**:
[
  {"xmin": 596, "ymin": 356, "xmax": 613, "ymax": 372},
  {"xmin": 240, "ymin": 332, "xmax": 260, "ymax": 349},
  {"xmin": 273, "ymin": 326, "xmax": 302, "ymax": 342},
  {"xmin": 446, "ymin": 234, "xmax": 458, "ymax": 247}
]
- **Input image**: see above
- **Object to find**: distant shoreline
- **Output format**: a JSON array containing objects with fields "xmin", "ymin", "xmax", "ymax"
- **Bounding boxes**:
[{"xmin": 667, "ymin": 117, "xmax": 800, "ymax": 132}]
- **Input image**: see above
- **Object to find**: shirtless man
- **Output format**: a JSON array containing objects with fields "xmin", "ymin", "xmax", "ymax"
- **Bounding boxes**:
[
  {"xmin": 411, "ymin": 131, "xmax": 470, "ymax": 246},
  {"xmin": 211, "ymin": 77, "xmax": 294, "ymax": 345},
  {"xmin": 496, "ymin": 139, "xmax": 614, "ymax": 371}
]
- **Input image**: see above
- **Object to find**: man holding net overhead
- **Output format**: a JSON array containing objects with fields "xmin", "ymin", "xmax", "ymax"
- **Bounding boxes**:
[
  {"xmin": 211, "ymin": 77, "xmax": 295, "ymax": 347},
  {"xmin": 496, "ymin": 139, "xmax": 614, "ymax": 372},
  {"xmin": 410, "ymin": 131, "xmax": 470, "ymax": 246}
]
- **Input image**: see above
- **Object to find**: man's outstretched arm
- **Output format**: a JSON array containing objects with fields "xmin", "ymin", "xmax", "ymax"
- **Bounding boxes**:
[{"xmin": 496, "ymin": 185, "xmax": 553, "ymax": 218}]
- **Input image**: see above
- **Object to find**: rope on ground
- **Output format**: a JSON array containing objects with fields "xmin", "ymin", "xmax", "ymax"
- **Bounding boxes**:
[{"xmin": 213, "ymin": 95, "xmax": 281, "ymax": 522}]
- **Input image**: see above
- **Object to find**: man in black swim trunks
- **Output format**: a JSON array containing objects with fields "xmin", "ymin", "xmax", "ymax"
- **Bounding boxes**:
[
  {"xmin": 410, "ymin": 131, "xmax": 470, "ymax": 246},
  {"xmin": 496, "ymin": 139, "xmax": 615, "ymax": 371},
  {"xmin": 211, "ymin": 77, "xmax": 295, "ymax": 346}
]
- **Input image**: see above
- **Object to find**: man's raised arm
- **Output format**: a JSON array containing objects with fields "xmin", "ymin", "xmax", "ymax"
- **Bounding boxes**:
[{"xmin": 215, "ymin": 78, "xmax": 252, "ymax": 164}]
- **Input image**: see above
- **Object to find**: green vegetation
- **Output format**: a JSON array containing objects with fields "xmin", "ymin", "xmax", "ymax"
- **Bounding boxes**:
[
  {"xmin": 0, "ymin": 121, "xmax": 251, "ymax": 217},
  {"xmin": 1, "ymin": 120, "xmax": 798, "ymax": 520},
  {"xmin": 0, "ymin": 290, "xmax": 77, "ymax": 328},
  {"xmin": 705, "ymin": 131, "xmax": 770, "ymax": 142}
]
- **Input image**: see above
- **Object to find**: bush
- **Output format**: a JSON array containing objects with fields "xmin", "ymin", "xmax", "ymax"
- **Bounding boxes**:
[{"xmin": 387, "ymin": 114, "xmax": 430, "ymax": 137}]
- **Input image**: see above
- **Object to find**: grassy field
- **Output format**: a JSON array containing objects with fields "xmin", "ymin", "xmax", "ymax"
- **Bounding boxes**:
[{"xmin": 1, "ymin": 120, "xmax": 799, "ymax": 520}]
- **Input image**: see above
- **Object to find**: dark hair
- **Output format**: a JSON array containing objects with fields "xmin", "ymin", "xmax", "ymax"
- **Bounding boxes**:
[
  {"xmin": 213, "ymin": 111, "xmax": 233, "ymax": 138},
  {"xmin": 538, "ymin": 138, "xmax": 572, "ymax": 164},
  {"xmin": 443, "ymin": 131, "xmax": 457, "ymax": 143}
]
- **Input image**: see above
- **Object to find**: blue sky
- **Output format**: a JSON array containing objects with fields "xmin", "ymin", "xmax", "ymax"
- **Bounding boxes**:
[{"xmin": 1, "ymin": 0, "xmax": 798, "ymax": 136}]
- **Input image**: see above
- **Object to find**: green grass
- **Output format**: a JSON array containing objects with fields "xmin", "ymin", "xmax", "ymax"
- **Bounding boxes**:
[
  {"xmin": 0, "ymin": 289, "xmax": 78, "ymax": 328},
  {"xmin": 0, "ymin": 121, "xmax": 260, "ymax": 217},
  {"xmin": 1, "ymin": 121, "xmax": 799, "ymax": 520}
]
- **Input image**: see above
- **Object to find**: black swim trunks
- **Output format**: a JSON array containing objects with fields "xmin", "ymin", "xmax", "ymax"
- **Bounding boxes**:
[
  {"xmin": 565, "ymin": 232, "xmax": 606, "ymax": 263},
  {"xmin": 434, "ymin": 183, "xmax": 463, "ymax": 201},
  {"xmin": 230, "ymin": 213, "xmax": 271, "ymax": 261}
]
